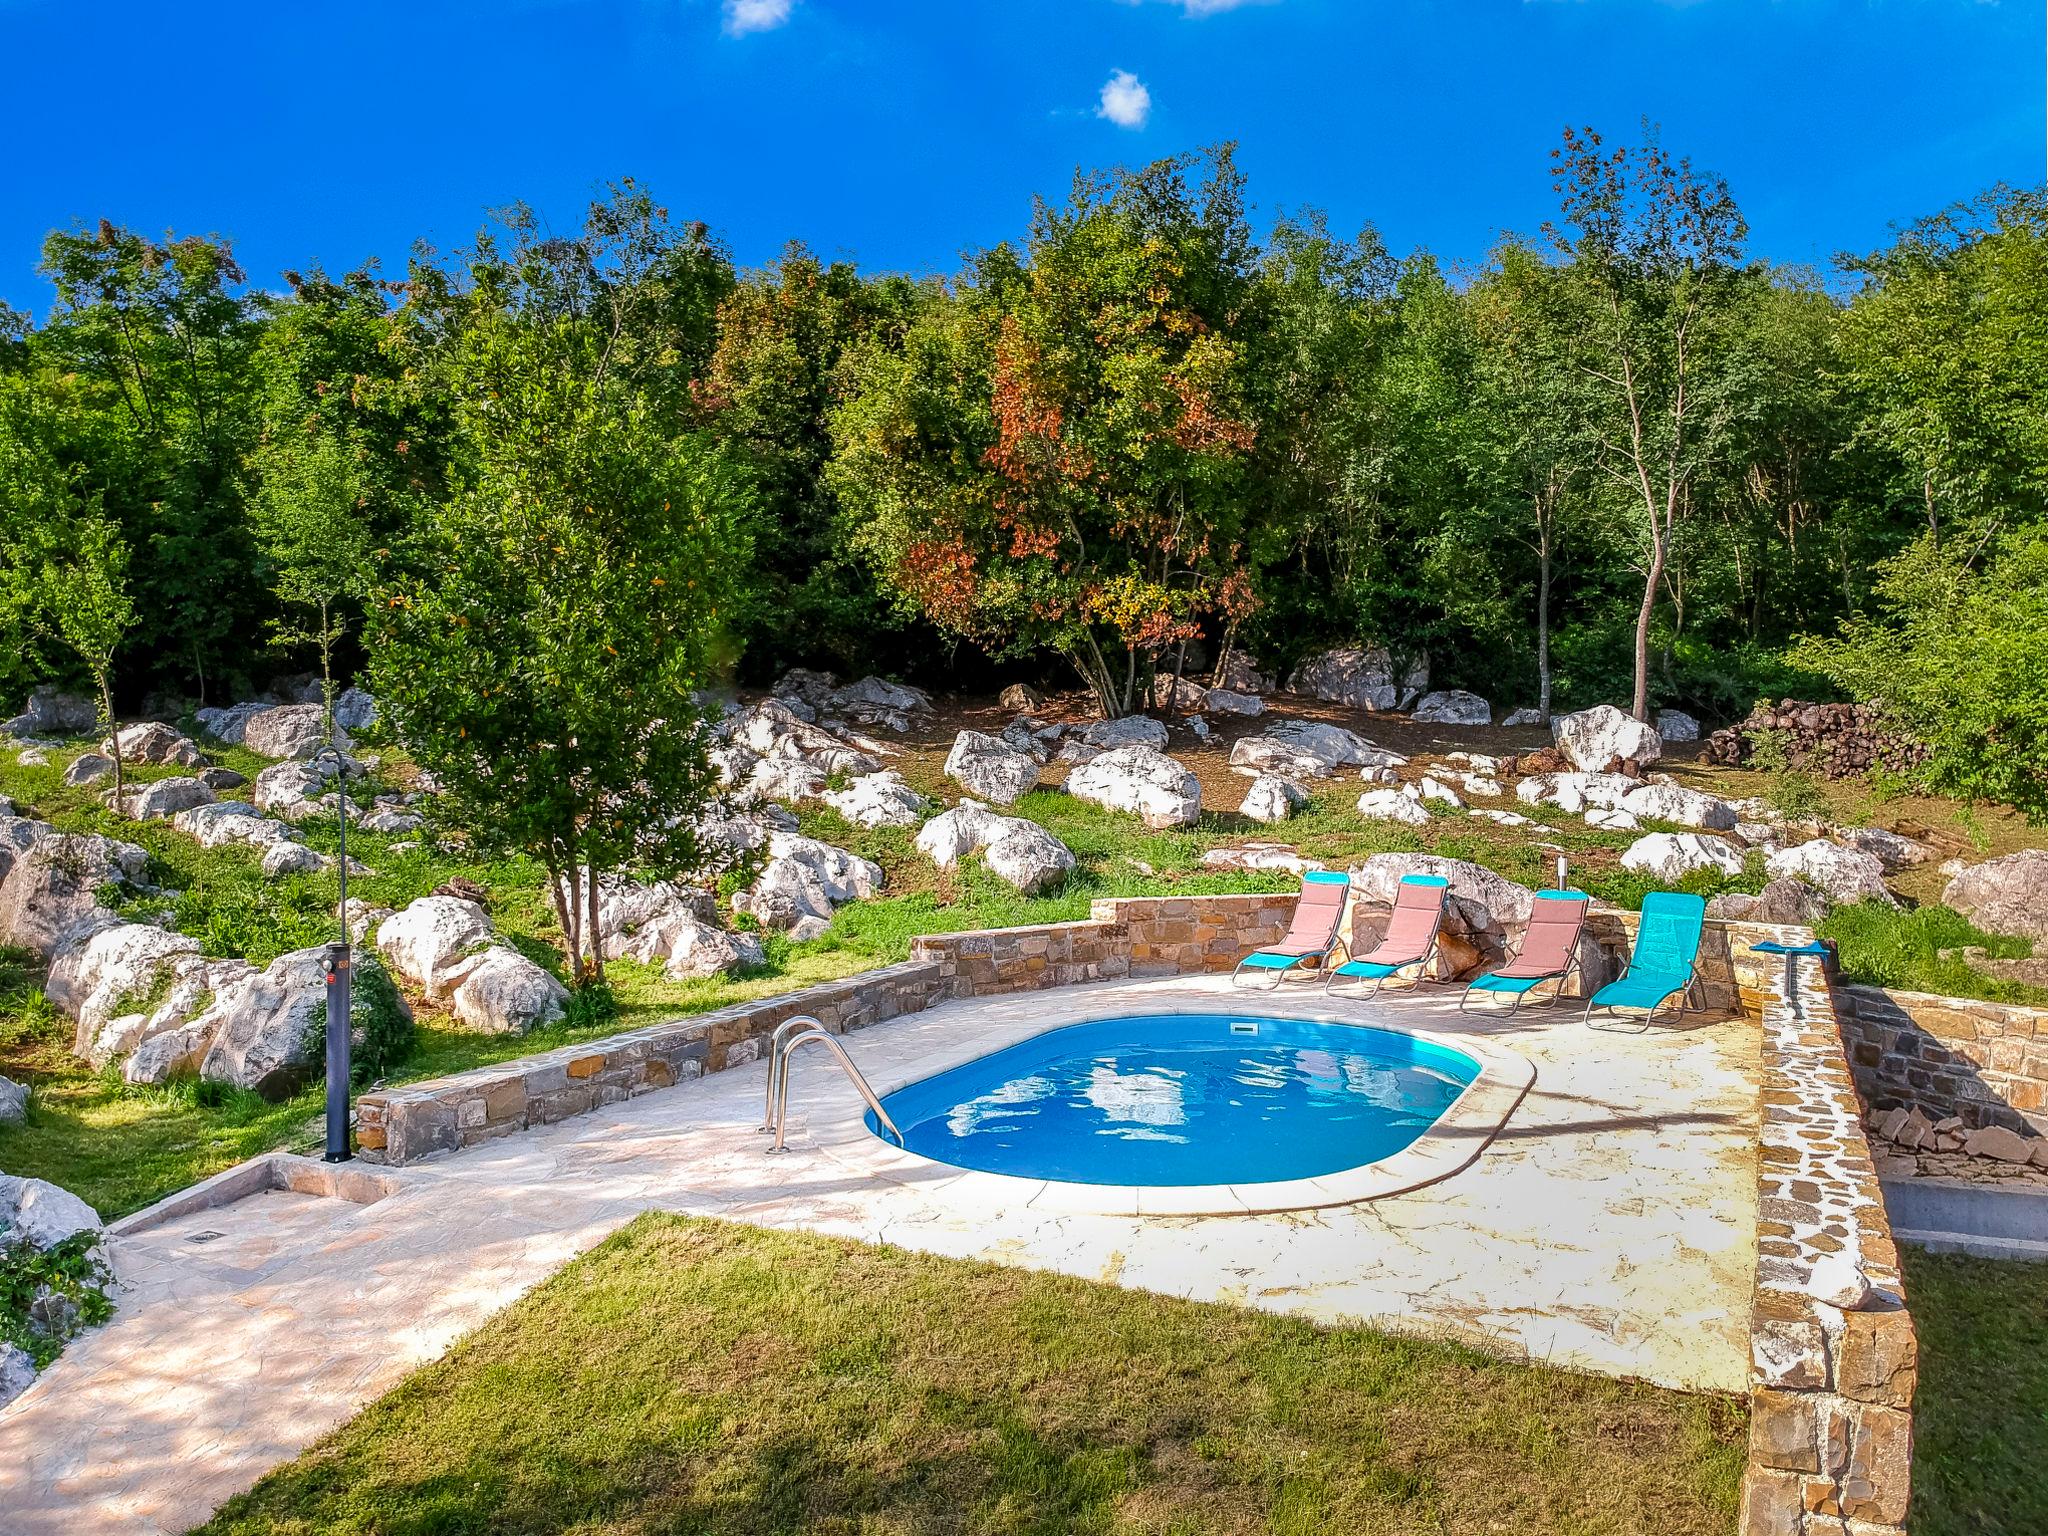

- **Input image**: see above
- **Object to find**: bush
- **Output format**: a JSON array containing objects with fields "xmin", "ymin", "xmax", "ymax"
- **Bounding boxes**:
[
  {"xmin": 348, "ymin": 951, "xmax": 414, "ymax": 1084},
  {"xmin": 1, "ymin": 1231, "xmax": 114, "ymax": 1370},
  {"xmin": 1819, "ymin": 901, "xmax": 2044, "ymax": 1006}
]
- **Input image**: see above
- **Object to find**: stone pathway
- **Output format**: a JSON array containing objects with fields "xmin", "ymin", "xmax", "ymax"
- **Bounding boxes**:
[{"xmin": 0, "ymin": 974, "xmax": 1759, "ymax": 1535}]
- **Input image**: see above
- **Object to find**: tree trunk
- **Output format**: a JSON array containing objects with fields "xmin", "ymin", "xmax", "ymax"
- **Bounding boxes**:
[
  {"xmin": 1632, "ymin": 530, "xmax": 1665, "ymax": 723},
  {"xmin": 318, "ymin": 600, "xmax": 336, "ymax": 740},
  {"xmin": 548, "ymin": 865, "xmax": 580, "ymax": 974},
  {"xmin": 1536, "ymin": 533, "xmax": 1553, "ymax": 724},
  {"xmin": 583, "ymin": 862, "xmax": 605, "ymax": 985},
  {"xmin": 100, "ymin": 674, "xmax": 122, "ymax": 810}
]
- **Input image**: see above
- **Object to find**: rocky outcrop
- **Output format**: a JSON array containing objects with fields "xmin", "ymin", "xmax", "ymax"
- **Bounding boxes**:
[
  {"xmin": 104, "ymin": 722, "xmax": 204, "ymax": 767},
  {"xmin": 194, "ymin": 700, "xmax": 270, "ymax": 745},
  {"xmin": 1077, "ymin": 716, "xmax": 1170, "ymax": 751},
  {"xmin": 123, "ymin": 777, "xmax": 216, "ymax": 820},
  {"xmin": 732, "ymin": 832, "xmax": 884, "ymax": 942},
  {"xmin": 730, "ymin": 699, "xmax": 881, "ymax": 779},
  {"xmin": 1619, "ymin": 832, "xmax": 1745, "ymax": 881},
  {"xmin": 1552, "ymin": 705, "xmax": 1663, "ymax": 773},
  {"xmin": 1618, "ymin": 782, "xmax": 1738, "ymax": 831},
  {"xmin": 2, "ymin": 688, "xmax": 99, "ymax": 738},
  {"xmin": 943, "ymin": 731, "xmax": 1040, "ymax": 806},
  {"xmin": 241, "ymin": 703, "xmax": 341, "ymax": 760},
  {"xmin": 1355, "ymin": 786, "xmax": 1430, "ymax": 826},
  {"xmin": 172, "ymin": 801, "xmax": 300, "ymax": 852},
  {"xmin": 1240, "ymin": 774, "xmax": 1309, "ymax": 824},
  {"xmin": 1941, "ymin": 850, "xmax": 2048, "ymax": 943},
  {"xmin": 1211, "ymin": 651, "xmax": 1276, "ymax": 695},
  {"xmin": 597, "ymin": 876, "xmax": 762, "ymax": 980},
  {"xmin": 826, "ymin": 675, "xmax": 932, "ymax": 733},
  {"xmin": 822, "ymin": 771, "xmax": 927, "ymax": 828},
  {"xmin": 0, "ymin": 823, "xmax": 149, "ymax": 959},
  {"xmin": 914, "ymin": 802, "xmax": 1076, "ymax": 894},
  {"xmin": 1410, "ymin": 689, "xmax": 1491, "ymax": 726},
  {"xmin": 1064, "ymin": 746, "xmax": 1202, "ymax": 829},
  {"xmin": 1150, "ymin": 675, "xmax": 1208, "ymax": 712},
  {"xmin": 1288, "ymin": 647, "xmax": 1426, "ymax": 711},
  {"xmin": 1229, "ymin": 719, "xmax": 1406, "ymax": 779},
  {"xmin": 195, "ymin": 947, "xmax": 398, "ymax": 1096},
  {"xmin": 374, "ymin": 896, "xmax": 564, "ymax": 1034},
  {"xmin": 1766, "ymin": 840, "xmax": 1894, "ymax": 908},
  {"xmin": 48, "ymin": 922, "xmax": 203, "ymax": 1052}
]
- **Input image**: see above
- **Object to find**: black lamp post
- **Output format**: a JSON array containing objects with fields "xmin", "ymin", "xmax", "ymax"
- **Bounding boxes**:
[{"xmin": 311, "ymin": 742, "xmax": 354, "ymax": 1163}]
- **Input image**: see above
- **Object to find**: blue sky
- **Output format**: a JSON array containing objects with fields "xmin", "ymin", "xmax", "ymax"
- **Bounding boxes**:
[{"xmin": 2, "ymin": 0, "xmax": 2040, "ymax": 308}]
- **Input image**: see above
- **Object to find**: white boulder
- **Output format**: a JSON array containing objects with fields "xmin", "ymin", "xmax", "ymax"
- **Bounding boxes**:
[
  {"xmin": 259, "ymin": 842, "xmax": 330, "ymax": 879},
  {"xmin": 1355, "ymin": 787, "xmax": 1430, "ymax": 826},
  {"xmin": 104, "ymin": 721, "xmax": 204, "ymax": 767},
  {"xmin": 1064, "ymin": 745, "xmax": 1202, "ymax": 829},
  {"xmin": 1289, "ymin": 647, "xmax": 1426, "ymax": 711},
  {"xmin": 1240, "ymin": 775, "xmax": 1310, "ymax": 824},
  {"xmin": 47, "ymin": 922, "xmax": 203, "ymax": 1046},
  {"xmin": 0, "ymin": 1074, "xmax": 24, "ymax": 1125},
  {"xmin": 1500, "ymin": 707, "xmax": 1546, "ymax": 728},
  {"xmin": 1619, "ymin": 783, "xmax": 1739, "ymax": 831},
  {"xmin": 172, "ymin": 801, "xmax": 299, "ymax": 851},
  {"xmin": 1844, "ymin": 827, "xmax": 1934, "ymax": 873},
  {"xmin": 63, "ymin": 753, "xmax": 116, "ymax": 787},
  {"xmin": 1418, "ymin": 775, "xmax": 1465, "ymax": 808},
  {"xmin": 3, "ymin": 688, "xmax": 100, "ymax": 738},
  {"xmin": 1230, "ymin": 719, "xmax": 1407, "ymax": 779},
  {"xmin": 1078, "ymin": 716, "xmax": 1170, "ymax": 751},
  {"xmin": 1620, "ymin": 832, "xmax": 1745, "ymax": 881},
  {"xmin": 984, "ymin": 821, "xmax": 1077, "ymax": 894},
  {"xmin": 1942, "ymin": 850, "xmax": 2048, "ymax": 943},
  {"xmin": 442, "ymin": 947, "xmax": 568, "ymax": 1034},
  {"xmin": 734, "ymin": 833, "xmax": 884, "ymax": 941},
  {"xmin": 1203, "ymin": 688, "xmax": 1265, "ymax": 717},
  {"xmin": 1585, "ymin": 807, "xmax": 1641, "ymax": 832},
  {"xmin": 943, "ymin": 730, "xmax": 1040, "ymax": 807},
  {"xmin": 241, "ymin": 703, "xmax": 340, "ymax": 760},
  {"xmin": 822, "ymin": 771, "xmax": 927, "ymax": 829},
  {"xmin": 1552, "ymin": 705, "xmax": 1664, "ymax": 772},
  {"xmin": 123, "ymin": 776, "xmax": 216, "ymax": 820},
  {"xmin": 375, "ymin": 896, "xmax": 497, "ymax": 996},
  {"xmin": 0, "ymin": 1174, "xmax": 102, "ymax": 1250},
  {"xmin": 1766, "ymin": 840, "xmax": 1895, "ymax": 908},
  {"xmin": 1410, "ymin": 690, "xmax": 1491, "ymax": 726}
]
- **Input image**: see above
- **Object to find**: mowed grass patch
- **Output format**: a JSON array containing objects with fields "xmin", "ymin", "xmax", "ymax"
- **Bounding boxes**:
[
  {"xmin": 197, "ymin": 1215, "xmax": 1747, "ymax": 1536},
  {"xmin": 1902, "ymin": 1248, "xmax": 2048, "ymax": 1536}
]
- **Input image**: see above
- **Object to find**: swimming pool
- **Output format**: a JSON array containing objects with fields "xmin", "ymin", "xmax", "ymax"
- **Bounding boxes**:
[{"xmin": 868, "ymin": 1013, "xmax": 1483, "ymax": 1189}]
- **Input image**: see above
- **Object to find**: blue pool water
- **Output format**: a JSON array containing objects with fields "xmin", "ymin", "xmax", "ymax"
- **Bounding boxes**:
[{"xmin": 868, "ymin": 1014, "xmax": 1480, "ymax": 1187}]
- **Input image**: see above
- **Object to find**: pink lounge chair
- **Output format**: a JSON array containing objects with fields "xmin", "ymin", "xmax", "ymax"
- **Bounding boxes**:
[
  {"xmin": 1324, "ymin": 874, "xmax": 1449, "ymax": 999},
  {"xmin": 1460, "ymin": 888, "xmax": 1591, "ymax": 1015},
  {"xmin": 1232, "ymin": 871, "xmax": 1352, "ymax": 989}
]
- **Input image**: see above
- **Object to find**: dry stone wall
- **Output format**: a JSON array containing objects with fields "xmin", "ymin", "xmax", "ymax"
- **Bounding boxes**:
[{"xmin": 1836, "ymin": 984, "xmax": 2048, "ymax": 1140}]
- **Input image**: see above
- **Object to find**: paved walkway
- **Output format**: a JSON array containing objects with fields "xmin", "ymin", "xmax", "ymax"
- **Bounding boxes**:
[{"xmin": 0, "ymin": 975, "xmax": 1759, "ymax": 1535}]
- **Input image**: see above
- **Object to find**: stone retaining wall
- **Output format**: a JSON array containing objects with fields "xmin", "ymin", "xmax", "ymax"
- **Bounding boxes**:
[
  {"xmin": 359, "ymin": 894, "xmax": 1301, "ymax": 1164},
  {"xmin": 1740, "ymin": 953, "xmax": 1916, "ymax": 1536},
  {"xmin": 1836, "ymin": 984, "xmax": 2048, "ymax": 1139},
  {"xmin": 355, "ymin": 960, "xmax": 946, "ymax": 1163}
]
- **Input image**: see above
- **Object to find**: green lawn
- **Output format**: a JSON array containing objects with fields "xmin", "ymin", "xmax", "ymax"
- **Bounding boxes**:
[
  {"xmin": 1903, "ymin": 1248, "xmax": 2048, "ymax": 1536},
  {"xmin": 195, "ymin": 1215, "xmax": 1747, "ymax": 1536}
]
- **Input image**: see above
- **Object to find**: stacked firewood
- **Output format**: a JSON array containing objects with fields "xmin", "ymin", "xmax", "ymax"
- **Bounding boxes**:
[{"xmin": 1700, "ymin": 700, "xmax": 1928, "ymax": 779}]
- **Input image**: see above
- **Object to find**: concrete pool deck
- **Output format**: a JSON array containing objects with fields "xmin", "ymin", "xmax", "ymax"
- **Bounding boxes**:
[{"xmin": 0, "ymin": 972, "xmax": 1759, "ymax": 1535}]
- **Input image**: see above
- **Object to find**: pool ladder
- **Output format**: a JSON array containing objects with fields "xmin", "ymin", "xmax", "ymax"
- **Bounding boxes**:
[{"xmin": 760, "ymin": 1014, "xmax": 904, "ymax": 1155}]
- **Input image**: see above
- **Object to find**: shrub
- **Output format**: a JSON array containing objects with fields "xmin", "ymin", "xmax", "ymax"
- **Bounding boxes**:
[{"xmin": 1, "ymin": 1231, "xmax": 114, "ymax": 1370}]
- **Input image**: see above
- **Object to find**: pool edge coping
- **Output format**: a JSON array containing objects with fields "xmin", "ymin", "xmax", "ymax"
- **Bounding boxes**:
[{"xmin": 806, "ymin": 1004, "xmax": 1536, "ymax": 1218}]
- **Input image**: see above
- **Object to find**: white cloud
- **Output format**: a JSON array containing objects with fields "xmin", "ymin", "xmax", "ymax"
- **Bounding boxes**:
[
  {"xmin": 1124, "ymin": 0, "xmax": 1272, "ymax": 15},
  {"xmin": 1096, "ymin": 69, "xmax": 1152, "ymax": 130},
  {"xmin": 723, "ymin": 0, "xmax": 793, "ymax": 36}
]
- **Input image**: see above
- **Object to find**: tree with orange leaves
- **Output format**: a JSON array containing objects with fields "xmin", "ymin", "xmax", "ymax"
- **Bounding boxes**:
[{"xmin": 831, "ymin": 146, "xmax": 1262, "ymax": 719}]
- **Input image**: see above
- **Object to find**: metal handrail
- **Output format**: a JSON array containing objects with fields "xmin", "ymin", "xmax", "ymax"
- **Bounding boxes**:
[
  {"xmin": 760, "ymin": 1014, "xmax": 824, "ymax": 1133},
  {"xmin": 769, "ymin": 1027, "xmax": 904, "ymax": 1154}
]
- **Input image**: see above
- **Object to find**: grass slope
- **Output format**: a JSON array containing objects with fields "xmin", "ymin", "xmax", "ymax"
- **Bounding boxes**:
[
  {"xmin": 1903, "ymin": 1248, "xmax": 2048, "ymax": 1536},
  {"xmin": 196, "ymin": 1215, "xmax": 1747, "ymax": 1536}
]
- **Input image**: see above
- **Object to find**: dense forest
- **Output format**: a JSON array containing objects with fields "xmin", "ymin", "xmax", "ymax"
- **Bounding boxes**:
[{"xmin": 2, "ymin": 131, "xmax": 2043, "ymax": 811}]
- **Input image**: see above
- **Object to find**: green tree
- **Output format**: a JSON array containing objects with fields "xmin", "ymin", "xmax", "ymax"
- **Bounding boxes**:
[
  {"xmin": 1549, "ymin": 126, "xmax": 1749, "ymax": 721},
  {"xmin": 371, "ymin": 189, "xmax": 753, "ymax": 981},
  {"xmin": 250, "ymin": 426, "xmax": 374, "ymax": 732},
  {"xmin": 42, "ymin": 518, "xmax": 136, "ymax": 805}
]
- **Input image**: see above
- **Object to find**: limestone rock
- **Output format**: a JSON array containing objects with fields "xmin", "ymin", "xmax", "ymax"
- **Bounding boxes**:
[
  {"xmin": 1942, "ymin": 850, "xmax": 2048, "ymax": 943},
  {"xmin": 1078, "ymin": 715, "xmax": 1170, "ymax": 751},
  {"xmin": 984, "ymin": 820, "xmax": 1077, "ymax": 895},
  {"xmin": 1410, "ymin": 689, "xmax": 1491, "ymax": 726},
  {"xmin": 1289, "ymin": 647, "xmax": 1426, "ymax": 711},
  {"xmin": 1708, "ymin": 877, "xmax": 1830, "ymax": 928},
  {"xmin": 1585, "ymin": 807, "xmax": 1641, "ymax": 832},
  {"xmin": 376, "ymin": 896, "xmax": 497, "ymax": 996},
  {"xmin": 822, "ymin": 771, "xmax": 927, "ymax": 829},
  {"xmin": 196, "ymin": 766, "xmax": 247, "ymax": 793},
  {"xmin": 998, "ymin": 683, "xmax": 1043, "ymax": 713},
  {"xmin": 828, "ymin": 675, "xmax": 931, "ymax": 731},
  {"xmin": 1203, "ymin": 843, "xmax": 1326, "ymax": 875},
  {"xmin": 196, "ymin": 947, "xmax": 384, "ymax": 1095},
  {"xmin": 104, "ymin": 721, "xmax": 203, "ymax": 767},
  {"xmin": 744, "ymin": 756, "xmax": 828, "ymax": 805},
  {"xmin": 259, "ymin": 842, "xmax": 330, "ymax": 879},
  {"xmin": 331, "ymin": 687, "xmax": 379, "ymax": 733},
  {"xmin": 1150, "ymin": 674, "xmax": 1208, "ymax": 712},
  {"xmin": 241, "ymin": 703, "xmax": 340, "ymax": 760},
  {"xmin": 1240, "ymin": 774, "xmax": 1310, "ymax": 824},
  {"xmin": 194, "ymin": 700, "xmax": 269, "ymax": 745},
  {"xmin": 1619, "ymin": 783, "xmax": 1739, "ymax": 831},
  {"xmin": 1418, "ymin": 775, "xmax": 1465, "ymax": 808},
  {"xmin": 124, "ymin": 776, "xmax": 216, "ymax": 820},
  {"xmin": 770, "ymin": 667, "xmax": 838, "ymax": 712},
  {"xmin": 1499, "ymin": 707, "xmax": 1546, "ymax": 728},
  {"xmin": 1620, "ymin": 832, "xmax": 1745, "ymax": 881},
  {"xmin": 915, "ymin": 802, "xmax": 1016, "ymax": 869},
  {"xmin": 734, "ymin": 832, "xmax": 883, "ymax": 941},
  {"xmin": 1655, "ymin": 709, "xmax": 1701, "ymax": 742},
  {"xmin": 1355, "ymin": 787, "xmax": 1430, "ymax": 826},
  {"xmin": 943, "ymin": 730, "xmax": 1041, "ymax": 806},
  {"xmin": 0, "ymin": 1073, "xmax": 26, "ymax": 1124},
  {"xmin": 0, "ymin": 1174, "xmax": 102, "ymax": 1250},
  {"xmin": 441, "ymin": 946, "xmax": 566, "ymax": 1035},
  {"xmin": 47, "ymin": 921, "xmax": 204, "ymax": 1047},
  {"xmin": 1516, "ymin": 771, "xmax": 1637, "ymax": 814},
  {"xmin": 172, "ymin": 801, "xmax": 299, "ymax": 851},
  {"xmin": 1203, "ymin": 688, "xmax": 1265, "ymax": 717},
  {"xmin": 3, "ymin": 688, "xmax": 100, "ymax": 738},
  {"xmin": 1552, "ymin": 705, "xmax": 1664, "ymax": 772},
  {"xmin": 0, "ymin": 1342, "xmax": 33, "ymax": 1410},
  {"xmin": 1064, "ymin": 745, "xmax": 1201, "ymax": 829},
  {"xmin": 1210, "ymin": 651, "xmax": 1275, "ymax": 695},
  {"xmin": 1231, "ymin": 719, "xmax": 1405, "ymax": 779},
  {"xmin": 1845, "ymin": 827, "xmax": 1934, "ymax": 873},
  {"xmin": 1185, "ymin": 716, "xmax": 1212, "ymax": 743},
  {"xmin": 63, "ymin": 753, "xmax": 116, "ymax": 787},
  {"xmin": 0, "ymin": 827, "xmax": 148, "ymax": 959},
  {"xmin": 1766, "ymin": 840, "xmax": 1894, "ymax": 909}
]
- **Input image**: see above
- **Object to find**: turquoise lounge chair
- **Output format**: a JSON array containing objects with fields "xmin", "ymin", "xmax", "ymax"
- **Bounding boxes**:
[
  {"xmin": 1232, "ymin": 871, "xmax": 1352, "ymax": 989},
  {"xmin": 1460, "ymin": 888, "xmax": 1590, "ymax": 1016},
  {"xmin": 1325, "ymin": 874, "xmax": 1449, "ymax": 1000},
  {"xmin": 1584, "ymin": 891, "xmax": 1707, "ymax": 1031}
]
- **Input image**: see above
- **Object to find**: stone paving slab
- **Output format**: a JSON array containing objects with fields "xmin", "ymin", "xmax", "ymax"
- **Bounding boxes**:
[{"xmin": 0, "ymin": 973, "xmax": 1759, "ymax": 1535}]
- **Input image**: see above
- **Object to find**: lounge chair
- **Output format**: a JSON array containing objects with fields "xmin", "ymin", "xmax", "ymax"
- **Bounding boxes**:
[
  {"xmin": 1324, "ymin": 874, "xmax": 1449, "ymax": 999},
  {"xmin": 1584, "ymin": 891, "xmax": 1707, "ymax": 1031},
  {"xmin": 1460, "ymin": 888, "xmax": 1591, "ymax": 1015},
  {"xmin": 1231, "ymin": 871, "xmax": 1352, "ymax": 989}
]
